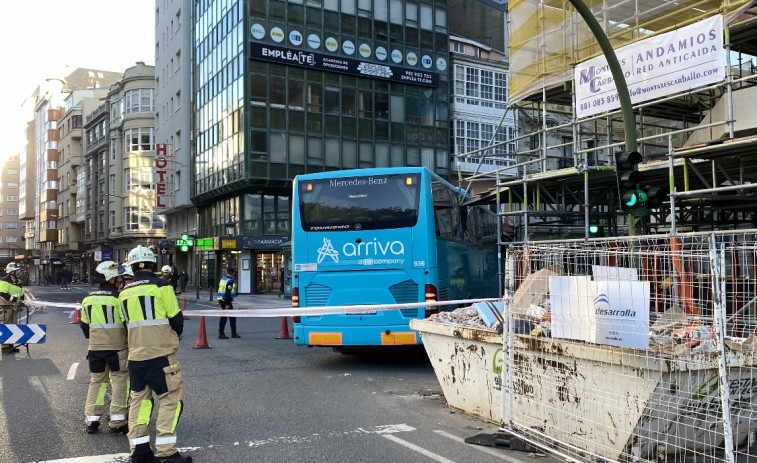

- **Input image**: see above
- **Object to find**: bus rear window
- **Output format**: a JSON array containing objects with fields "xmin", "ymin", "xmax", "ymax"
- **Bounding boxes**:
[{"xmin": 299, "ymin": 173, "xmax": 420, "ymax": 231}]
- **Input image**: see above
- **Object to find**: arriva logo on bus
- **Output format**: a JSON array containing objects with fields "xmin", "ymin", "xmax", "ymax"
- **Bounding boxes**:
[{"xmin": 317, "ymin": 237, "xmax": 405, "ymax": 263}]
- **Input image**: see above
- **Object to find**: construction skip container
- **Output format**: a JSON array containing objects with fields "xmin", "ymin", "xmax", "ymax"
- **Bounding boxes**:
[
  {"xmin": 411, "ymin": 318, "xmax": 757, "ymax": 461},
  {"xmin": 411, "ymin": 232, "xmax": 757, "ymax": 462}
]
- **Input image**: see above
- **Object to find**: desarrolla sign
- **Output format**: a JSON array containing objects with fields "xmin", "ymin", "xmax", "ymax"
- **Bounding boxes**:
[{"xmin": 250, "ymin": 41, "xmax": 439, "ymax": 88}]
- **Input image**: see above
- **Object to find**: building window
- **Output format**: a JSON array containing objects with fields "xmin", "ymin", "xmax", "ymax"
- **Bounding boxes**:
[
  {"xmin": 125, "ymin": 89, "xmax": 155, "ymax": 114},
  {"xmin": 124, "ymin": 167, "xmax": 154, "ymax": 191},
  {"xmin": 6, "ymin": 196, "xmax": 18, "ymax": 201},
  {"xmin": 7, "ymin": 210, "xmax": 17, "ymax": 216},
  {"xmin": 124, "ymin": 128, "xmax": 155, "ymax": 152},
  {"xmin": 6, "ymin": 223, "xmax": 17, "ymax": 229},
  {"xmin": 454, "ymin": 65, "xmax": 508, "ymax": 110},
  {"xmin": 453, "ymin": 42, "xmax": 465, "ymax": 54}
]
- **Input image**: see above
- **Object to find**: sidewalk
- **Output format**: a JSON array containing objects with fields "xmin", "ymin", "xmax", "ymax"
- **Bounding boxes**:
[{"xmin": 175, "ymin": 288, "xmax": 290, "ymax": 309}]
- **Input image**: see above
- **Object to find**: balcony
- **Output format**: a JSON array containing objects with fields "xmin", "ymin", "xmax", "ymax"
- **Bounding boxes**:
[{"xmin": 38, "ymin": 229, "xmax": 58, "ymax": 243}]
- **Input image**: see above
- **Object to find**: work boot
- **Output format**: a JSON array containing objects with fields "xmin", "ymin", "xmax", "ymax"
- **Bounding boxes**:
[
  {"xmin": 86, "ymin": 421, "xmax": 100, "ymax": 434},
  {"xmin": 218, "ymin": 333, "xmax": 229, "ymax": 339},
  {"xmin": 109, "ymin": 424, "xmax": 129, "ymax": 434},
  {"xmin": 155, "ymin": 451, "xmax": 192, "ymax": 463},
  {"xmin": 131, "ymin": 443, "xmax": 155, "ymax": 463},
  {"xmin": 231, "ymin": 333, "xmax": 241, "ymax": 338}
]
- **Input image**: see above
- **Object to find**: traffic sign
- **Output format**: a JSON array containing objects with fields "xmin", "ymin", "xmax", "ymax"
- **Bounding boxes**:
[{"xmin": 0, "ymin": 324, "xmax": 47, "ymax": 344}]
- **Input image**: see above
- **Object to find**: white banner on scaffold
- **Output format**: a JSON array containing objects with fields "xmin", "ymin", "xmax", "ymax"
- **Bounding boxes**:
[{"xmin": 575, "ymin": 15, "xmax": 724, "ymax": 119}]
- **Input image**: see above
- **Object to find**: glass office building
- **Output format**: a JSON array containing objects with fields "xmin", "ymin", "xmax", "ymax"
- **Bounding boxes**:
[{"xmin": 193, "ymin": 0, "xmax": 450, "ymax": 292}]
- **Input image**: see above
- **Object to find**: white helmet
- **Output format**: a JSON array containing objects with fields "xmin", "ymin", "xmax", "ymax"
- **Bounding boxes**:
[
  {"xmin": 96, "ymin": 261, "xmax": 121, "ymax": 281},
  {"xmin": 127, "ymin": 245, "xmax": 157, "ymax": 266},
  {"xmin": 161, "ymin": 265, "xmax": 173, "ymax": 273},
  {"xmin": 5, "ymin": 262, "xmax": 20, "ymax": 274},
  {"xmin": 119, "ymin": 264, "xmax": 133, "ymax": 277}
]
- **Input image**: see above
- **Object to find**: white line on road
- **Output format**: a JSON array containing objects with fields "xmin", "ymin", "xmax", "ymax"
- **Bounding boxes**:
[
  {"xmin": 383, "ymin": 434, "xmax": 457, "ymax": 463},
  {"xmin": 66, "ymin": 363, "xmax": 79, "ymax": 381},
  {"xmin": 435, "ymin": 430, "xmax": 525, "ymax": 463},
  {"xmin": 33, "ymin": 453, "xmax": 129, "ymax": 462},
  {"xmin": 31, "ymin": 424, "xmax": 417, "ymax": 462}
]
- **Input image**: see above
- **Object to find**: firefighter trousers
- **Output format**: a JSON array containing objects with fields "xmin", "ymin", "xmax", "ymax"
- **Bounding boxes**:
[
  {"xmin": 85, "ymin": 348, "xmax": 129, "ymax": 428},
  {"xmin": 127, "ymin": 353, "xmax": 184, "ymax": 460},
  {"xmin": 1, "ymin": 306, "xmax": 20, "ymax": 352}
]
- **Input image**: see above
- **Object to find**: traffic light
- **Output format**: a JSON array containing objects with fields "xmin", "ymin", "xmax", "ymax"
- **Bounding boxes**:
[
  {"xmin": 588, "ymin": 224, "xmax": 605, "ymax": 237},
  {"xmin": 615, "ymin": 151, "xmax": 648, "ymax": 215}
]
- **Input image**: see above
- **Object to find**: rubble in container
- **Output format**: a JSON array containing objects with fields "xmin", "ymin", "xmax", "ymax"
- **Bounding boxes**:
[
  {"xmin": 427, "ymin": 305, "xmax": 492, "ymax": 329},
  {"xmin": 424, "ymin": 300, "xmax": 757, "ymax": 354}
]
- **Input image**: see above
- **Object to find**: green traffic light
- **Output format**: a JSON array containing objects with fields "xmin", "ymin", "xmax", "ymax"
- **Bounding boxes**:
[{"xmin": 589, "ymin": 225, "xmax": 599, "ymax": 234}]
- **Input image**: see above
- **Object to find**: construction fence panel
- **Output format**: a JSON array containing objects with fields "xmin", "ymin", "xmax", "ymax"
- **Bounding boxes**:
[{"xmin": 502, "ymin": 232, "xmax": 757, "ymax": 463}]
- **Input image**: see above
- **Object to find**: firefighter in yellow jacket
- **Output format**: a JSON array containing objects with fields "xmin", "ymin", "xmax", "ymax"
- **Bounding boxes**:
[
  {"xmin": 80, "ymin": 261, "xmax": 129, "ymax": 434},
  {"xmin": 0, "ymin": 262, "xmax": 25, "ymax": 354},
  {"xmin": 119, "ymin": 245, "xmax": 191, "ymax": 463}
]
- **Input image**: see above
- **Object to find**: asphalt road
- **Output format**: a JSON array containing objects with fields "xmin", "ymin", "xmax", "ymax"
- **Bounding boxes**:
[{"xmin": 0, "ymin": 284, "xmax": 555, "ymax": 463}]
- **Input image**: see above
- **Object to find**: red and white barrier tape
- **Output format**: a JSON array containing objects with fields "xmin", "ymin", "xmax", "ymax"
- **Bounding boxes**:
[
  {"xmin": 183, "ymin": 297, "xmax": 502, "ymax": 318},
  {"xmin": 19, "ymin": 297, "xmax": 503, "ymax": 318}
]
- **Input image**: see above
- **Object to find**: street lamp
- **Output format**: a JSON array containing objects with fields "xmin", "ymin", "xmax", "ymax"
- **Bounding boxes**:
[{"xmin": 225, "ymin": 216, "xmax": 236, "ymax": 236}]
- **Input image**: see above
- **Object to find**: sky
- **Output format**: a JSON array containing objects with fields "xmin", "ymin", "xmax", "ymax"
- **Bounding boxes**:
[{"xmin": 0, "ymin": 0, "xmax": 154, "ymax": 154}]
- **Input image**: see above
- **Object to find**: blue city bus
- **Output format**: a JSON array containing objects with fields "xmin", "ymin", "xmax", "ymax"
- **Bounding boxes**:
[{"xmin": 291, "ymin": 167, "xmax": 498, "ymax": 349}]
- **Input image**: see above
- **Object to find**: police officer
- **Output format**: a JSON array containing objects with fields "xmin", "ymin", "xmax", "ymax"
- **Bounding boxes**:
[
  {"xmin": 80, "ymin": 261, "xmax": 129, "ymax": 434},
  {"xmin": 119, "ymin": 245, "xmax": 191, "ymax": 463},
  {"xmin": 0, "ymin": 262, "xmax": 25, "ymax": 354},
  {"xmin": 217, "ymin": 266, "xmax": 239, "ymax": 339}
]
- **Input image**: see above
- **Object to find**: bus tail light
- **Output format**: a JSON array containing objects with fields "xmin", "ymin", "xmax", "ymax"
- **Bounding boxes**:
[
  {"xmin": 292, "ymin": 287, "xmax": 300, "ymax": 322},
  {"xmin": 424, "ymin": 284, "xmax": 438, "ymax": 317}
]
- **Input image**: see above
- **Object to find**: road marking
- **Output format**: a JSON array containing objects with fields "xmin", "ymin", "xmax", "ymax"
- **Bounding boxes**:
[
  {"xmin": 382, "ymin": 434, "xmax": 457, "ymax": 463},
  {"xmin": 34, "ymin": 454, "xmax": 129, "ymax": 462},
  {"xmin": 435, "ymin": 430, "xmax": 525, "ymax": 463},
  {"xmin": 32, "ymin": 424, "xmax": 417, "ymax": 462},
  {"xmin": 66, "ymin": 363, "xmax": 79, "ymax": 381}
]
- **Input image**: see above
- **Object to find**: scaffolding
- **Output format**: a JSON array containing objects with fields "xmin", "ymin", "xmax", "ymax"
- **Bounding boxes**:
[{"xmin": 458, "ymin": 0, "xmax": 757, "ymax": 242}]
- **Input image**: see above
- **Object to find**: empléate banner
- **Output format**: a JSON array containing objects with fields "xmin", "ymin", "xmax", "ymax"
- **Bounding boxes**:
[{"xmin": 575, "ymin": 15, "xmax": 724, "ymax": 119}]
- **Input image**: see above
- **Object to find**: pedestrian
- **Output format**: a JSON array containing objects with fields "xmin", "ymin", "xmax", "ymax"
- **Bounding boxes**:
[
  {"xmin": 178, "ymin": 270, "xmax": 189, "ymax": 293},
  {"xmin": 0, "ymin": 262, "xmax": 25, "ymax": 354},
  {"xmin": 80, "ymin": 261, "xmax": 129, "ymax": 435},
  {"xmin": 217, "ymin": 266, "xmax": 239, "ymax": 339},
  {"xmin": 119, "ymin": 245, "xmax": 191, "ymax": 463},
  {"xmin": 171, "ymin": 264, "xmax": 178, "ymax": 292},
  {"xmin": 61, "ymin": 265, "xmax": 72, "ymax": 290}
]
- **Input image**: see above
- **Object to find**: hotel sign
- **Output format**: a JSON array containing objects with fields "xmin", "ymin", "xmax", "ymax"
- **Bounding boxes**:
[{"xmin": 250, "ymin": 41, "xmax": 439, "ymax": 88}]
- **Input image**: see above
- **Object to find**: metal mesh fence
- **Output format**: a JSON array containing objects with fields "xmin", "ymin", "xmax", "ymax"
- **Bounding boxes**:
[{"xmin": 501, "ymin": 232, "xmax": 757, "ymax": 463}]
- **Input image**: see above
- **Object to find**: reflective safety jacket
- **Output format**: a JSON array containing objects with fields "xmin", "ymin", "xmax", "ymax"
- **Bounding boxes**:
[
  {"xmin": 217, "ymin": 275, "xmax": 236, "ymax": 302},
  {"xmin": 0, "ymin": 275, "xmax": 24, "ymax": 309},
  {"xmin": 118, "ymin": 271, "xmax": 183, "ymax": 361},
  {"xmin": 80, "ymin": 283, "xmax": 127, "ymax": 351}
]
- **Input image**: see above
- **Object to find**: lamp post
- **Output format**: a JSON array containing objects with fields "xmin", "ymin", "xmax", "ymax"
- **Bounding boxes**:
[{"xmin": 224, "ymin": 217, "xmax": 236, "ymax": 236}]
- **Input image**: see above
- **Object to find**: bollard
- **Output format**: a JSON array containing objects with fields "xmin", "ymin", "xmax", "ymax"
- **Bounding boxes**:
[{"xmin": 182, "ymin": 297, "xmax": 189, "ymax": 320}]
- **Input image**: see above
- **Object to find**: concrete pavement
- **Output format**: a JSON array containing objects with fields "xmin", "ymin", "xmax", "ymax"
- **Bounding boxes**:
[{"xmin": 174, "ymin": 287, "xmax": 291, "ymax": 310}]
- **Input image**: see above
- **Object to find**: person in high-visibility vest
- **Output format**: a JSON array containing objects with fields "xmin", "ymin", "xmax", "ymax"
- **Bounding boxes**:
[
  {"xmin": 119, "ymin": 245, "xmax": 190, "ymax": 463},
  {"xmin": 0, "ymin": 262, "xmax": 25, "ymax": 354},
  {"xmin": 217, "ymin": 266, "xmax": 239, "ymax": 339},
  {"xmin": 80, "ymin": 261, "xmax": 129, "ymax": 434}
]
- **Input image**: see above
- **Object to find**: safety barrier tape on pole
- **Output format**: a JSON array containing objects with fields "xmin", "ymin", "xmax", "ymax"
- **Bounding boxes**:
[{"xmin": 18, "ymin": 297, "xmax": 503, "ymax": 318}]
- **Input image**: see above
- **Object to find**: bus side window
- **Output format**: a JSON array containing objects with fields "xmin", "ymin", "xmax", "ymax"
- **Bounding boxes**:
[{"xmin": 433, "ymin": 186, "xmax": 457, "ymax": 240}]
